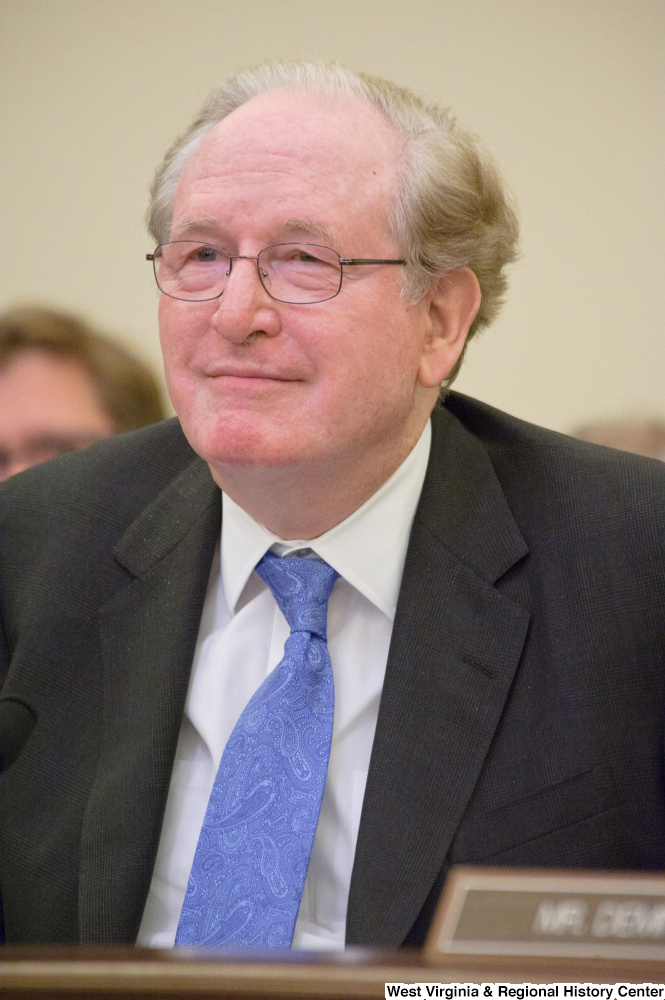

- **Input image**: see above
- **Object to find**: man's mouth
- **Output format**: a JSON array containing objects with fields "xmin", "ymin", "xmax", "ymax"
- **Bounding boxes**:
[{"xmin": 204, "ymin": 365, "xmax": 302, "ymax": 382}]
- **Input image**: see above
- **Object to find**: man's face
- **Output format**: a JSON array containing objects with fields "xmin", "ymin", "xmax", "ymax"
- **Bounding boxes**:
[
  {"xmin": 0, "ymin": 349, "xmax": 114, "ymax": 480},
  {"xmin": 159, "ymin": 89, "xmax": 441, "ymax": 488}
]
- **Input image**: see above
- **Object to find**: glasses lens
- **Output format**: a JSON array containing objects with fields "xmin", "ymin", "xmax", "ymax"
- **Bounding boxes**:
[
  {"xmin": 259, "ymin": 244, "xmax": 342, "ymax": 303},
  {"xmin": 154, "ymin": 242, "xmax": 230, "ymax": 301}
]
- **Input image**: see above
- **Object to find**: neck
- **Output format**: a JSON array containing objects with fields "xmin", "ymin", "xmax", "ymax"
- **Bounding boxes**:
[{"xmin": 209, "ymin": 422, "xmax": 428, "ymax": 540}]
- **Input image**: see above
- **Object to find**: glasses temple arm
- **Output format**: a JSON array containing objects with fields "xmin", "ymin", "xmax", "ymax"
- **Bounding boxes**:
[{"xmin": 339, "ymin": 258, "xmax": 405, "ymax": 265}]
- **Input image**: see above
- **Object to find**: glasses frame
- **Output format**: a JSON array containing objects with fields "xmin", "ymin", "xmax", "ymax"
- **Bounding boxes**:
[{"xmin": 146, "ymin": 241, "xmax": 406, "ymax": 304}]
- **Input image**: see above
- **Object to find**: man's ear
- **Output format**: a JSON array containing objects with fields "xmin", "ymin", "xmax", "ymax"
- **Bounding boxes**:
[{"xmin": 417, "ymin": 267, "xmax": 481, "ymax": 388}]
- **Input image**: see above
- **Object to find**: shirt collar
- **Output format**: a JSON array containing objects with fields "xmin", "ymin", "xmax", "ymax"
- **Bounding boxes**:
[{"xmin": 221, "ymin": 420, "xmax": 431, "ymax": 621}]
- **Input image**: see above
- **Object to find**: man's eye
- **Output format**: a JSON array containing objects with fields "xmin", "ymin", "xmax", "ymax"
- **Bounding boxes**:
[
  {"xmin": 295, "ymin": 252, "xmax": 322, "ymax": 264},
  {"xmin": 195, "ymin": 248, "xmax": 218, "ymax": 263}
]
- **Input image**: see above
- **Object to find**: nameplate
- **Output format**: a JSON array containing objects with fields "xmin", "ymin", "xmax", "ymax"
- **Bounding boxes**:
[{"xmin": 424, "ymin": 867, "xmax": 665, "ymax": 963}]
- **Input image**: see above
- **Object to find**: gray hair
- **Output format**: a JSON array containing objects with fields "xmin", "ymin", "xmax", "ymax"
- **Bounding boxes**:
[{"xmin": 147, "ymin": 60, "xmax": 519, "ymax": 383}]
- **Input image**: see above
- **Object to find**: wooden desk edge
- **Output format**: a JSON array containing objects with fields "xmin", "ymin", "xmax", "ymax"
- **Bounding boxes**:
[{"xmin": 3, "ymin": 949, "xmax": 665, "ymax": 996}]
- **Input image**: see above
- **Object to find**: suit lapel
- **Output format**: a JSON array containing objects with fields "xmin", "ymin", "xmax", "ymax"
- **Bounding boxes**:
[
  {"xmin": 346, "ymin": 405, "xmax": 531, "ymax": 946},
  {"xmin": 79, "ymin": 457, "xmax": 220, "ymax": 943}
]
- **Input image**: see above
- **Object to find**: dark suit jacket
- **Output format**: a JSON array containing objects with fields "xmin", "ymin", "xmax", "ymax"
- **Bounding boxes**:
[{"xmin": 1, "ymin": 393, "xmax": 664, "ymax": 947}]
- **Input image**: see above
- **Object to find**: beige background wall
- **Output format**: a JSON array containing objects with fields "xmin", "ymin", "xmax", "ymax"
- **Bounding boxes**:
[{"xmin": 1, "ymin": 0, "xmax": 662, "ymax": 432}]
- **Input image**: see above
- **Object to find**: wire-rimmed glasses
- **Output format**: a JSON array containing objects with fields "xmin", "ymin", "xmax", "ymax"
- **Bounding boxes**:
[{"xmin": 147, "ymin": 241, "xmax": 406, "ymax": 305}]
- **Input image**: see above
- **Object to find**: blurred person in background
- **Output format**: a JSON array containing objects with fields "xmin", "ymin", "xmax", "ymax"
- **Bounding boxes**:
[
  {"xmin": 572, "ymin": 418, "xmax": 665, "ymax": 461},
  {"xmin": 0, "ymin": 307, "xmax": 165, "ymax": 480}
]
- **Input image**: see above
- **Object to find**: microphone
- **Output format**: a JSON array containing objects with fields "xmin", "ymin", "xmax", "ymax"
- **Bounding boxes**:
[{"xmin": 0, "ymin": 698, "xmax": 36, "ymax": 774}]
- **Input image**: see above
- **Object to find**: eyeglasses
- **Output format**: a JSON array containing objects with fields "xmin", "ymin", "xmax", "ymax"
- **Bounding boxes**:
[{"xmin": 146, "ymin": 241, "xmax": 406, "ymax": 305}]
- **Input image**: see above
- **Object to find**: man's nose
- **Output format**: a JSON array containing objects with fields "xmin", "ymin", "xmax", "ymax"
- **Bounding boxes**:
[{"xmin": 210, "ymin": 256, "xmax": 280, "ymax": 343}]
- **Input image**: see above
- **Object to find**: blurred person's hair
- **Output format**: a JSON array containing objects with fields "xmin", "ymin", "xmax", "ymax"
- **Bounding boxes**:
[
  {"xmin": 573, "ymin": 418, "xmax": 665, "ymax": 461},
  {"xmin": 146, "ymin": 59, "xmax": 519, "ymax": 387},
  {"xmin": 0, "ymin": 307, "xmax": 165, "ymax": 433}
]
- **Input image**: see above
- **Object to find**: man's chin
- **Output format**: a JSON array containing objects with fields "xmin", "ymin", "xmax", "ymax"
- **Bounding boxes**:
[{"xmin": 183, "ymin": 422, "xmax": 315, "ymax": 476}]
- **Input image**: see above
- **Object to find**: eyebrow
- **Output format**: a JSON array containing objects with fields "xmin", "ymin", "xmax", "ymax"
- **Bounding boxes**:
[
  {"xmin": 168, "ymin": 216, "xmax": 340, "ymax": 248},
  {"xmin": 282, "ymin": 219, "xmax": 339, "ymax": 247},
  {"xmin": 169, "ymin": 216, "xmax": 220, "ymax": 239}
]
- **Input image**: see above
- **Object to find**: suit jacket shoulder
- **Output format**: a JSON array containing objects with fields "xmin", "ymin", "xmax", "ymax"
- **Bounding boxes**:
[
  {"xmin": 440, "ymin": 392, "xmax": 664, "ymax": 588},
  {"xmin": 1, "ymin": 418, "xmax": 199, "ymax": 566},
  {"xmin": 444, "ymin": 391, "xmax": 665, "ymax": 508},
  {"xmin": 0, "ymin": 419, "xmax": 215, "ymax": 678}
]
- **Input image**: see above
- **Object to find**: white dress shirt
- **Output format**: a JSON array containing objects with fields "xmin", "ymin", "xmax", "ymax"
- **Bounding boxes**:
[{"xmin": 137, "ymin": 421, "xmax": 431, "ymax": 950}]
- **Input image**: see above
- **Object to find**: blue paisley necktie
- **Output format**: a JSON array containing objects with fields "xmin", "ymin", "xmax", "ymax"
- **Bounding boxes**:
[{"xmin": 176, "ymin": 550, "xmax": 339, "ymax": 948}]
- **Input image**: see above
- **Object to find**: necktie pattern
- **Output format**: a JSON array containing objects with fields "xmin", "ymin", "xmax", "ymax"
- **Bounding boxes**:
[{"xmin": 176, "ymin": 550, "xmax": 339, "ymax": 948}]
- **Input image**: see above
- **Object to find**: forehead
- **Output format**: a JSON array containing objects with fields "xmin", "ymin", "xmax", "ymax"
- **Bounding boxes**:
[{"xmin": 172, "ymin": 88, "xmax": 402, "ymax": 243}]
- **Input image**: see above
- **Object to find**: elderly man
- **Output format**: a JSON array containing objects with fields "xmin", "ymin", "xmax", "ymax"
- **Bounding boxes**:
[{"xmin": 0, "ymin": 61, "xmax": 663, "ymax": 950}]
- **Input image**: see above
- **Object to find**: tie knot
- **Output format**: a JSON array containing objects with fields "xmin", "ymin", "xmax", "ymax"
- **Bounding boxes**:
[{"xmin": 256, "ymin": 551, "xmax": 339, "ymax": 640}]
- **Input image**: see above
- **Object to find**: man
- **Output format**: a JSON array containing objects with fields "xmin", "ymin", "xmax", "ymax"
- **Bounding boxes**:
[
  {"xmin": 0, "ymin": 307, "xmax": 165, "ymax": 479},
  {"xmin": 0, "ymin": 61, "xmax": 663, "ymax": 950}
]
